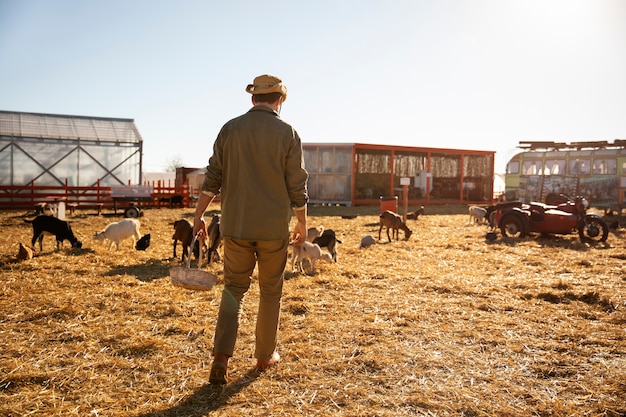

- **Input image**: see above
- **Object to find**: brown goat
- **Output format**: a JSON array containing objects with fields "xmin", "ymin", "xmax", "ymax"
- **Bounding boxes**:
[
  {"xmin": 172, "ymin": 219, "xmax": 205, "ymax": 261},
  {"xmin": 206, "ymin": 214, "xmax": 222, "ymax": 264},
  {"xmin": 379, "ymin": 210, "xmax": 413, "ymax": 241}
]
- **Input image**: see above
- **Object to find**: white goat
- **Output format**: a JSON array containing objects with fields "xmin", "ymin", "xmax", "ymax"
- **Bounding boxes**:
[
  {"xmin": 291, "ymin": 241, "xmax": 332, "ymax": 274},
  {"xmin": 93, "ymin": 218, "xmax": 141, "ymax": 251},
  {"xmin": 468, "ymin": 206, "xmax": 488, "ymax": 225}
]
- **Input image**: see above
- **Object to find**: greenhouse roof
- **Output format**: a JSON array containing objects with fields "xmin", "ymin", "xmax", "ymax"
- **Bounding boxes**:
[{"xmin": 0, "ymin": 110, "xmax": 143, "ymax": 143}]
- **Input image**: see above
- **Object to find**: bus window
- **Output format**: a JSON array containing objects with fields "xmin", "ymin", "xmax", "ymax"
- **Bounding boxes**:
[
  {"xmin": 544, "ymin": 159, "xmax": 565, "ymax": 175},
  {"xmin": 522, "ymin": 160, "xmax": 541, "ymax": 175},
  {"xmin": 507, "ymin": 161, "xmax": 519, "ymax": 174},
  {"xmin": 593, "ymin": 159, "xmax": 617, "ymax": 175},
  {"xmin": 568, "ymin": 159, "xmax": 590, "ymax": 175}
]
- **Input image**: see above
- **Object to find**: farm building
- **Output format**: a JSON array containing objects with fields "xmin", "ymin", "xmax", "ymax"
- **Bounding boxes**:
[
  {"xmin": 303, "ymin": 143, "xmax": 495, "ymax": 206},
  {"xmin": 0, "ymin": 110, "xmax": 144, "ymax": 187}
]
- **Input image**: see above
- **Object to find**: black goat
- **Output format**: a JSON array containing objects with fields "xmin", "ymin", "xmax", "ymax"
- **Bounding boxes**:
[
  {"xmin": 25, "ymin": 215, "xmax": 82, "ymax": 251},
  {"xmin": 312, "ymin": 229, "xmax": 342, "ymax": 262}
]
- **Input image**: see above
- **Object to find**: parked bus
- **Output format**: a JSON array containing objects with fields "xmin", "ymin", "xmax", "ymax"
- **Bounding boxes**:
[{"xmin": 504, "ymin": 140, "xmax": 626, "ymax": 215}]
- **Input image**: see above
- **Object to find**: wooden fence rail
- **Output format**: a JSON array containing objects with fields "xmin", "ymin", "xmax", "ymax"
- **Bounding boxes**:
[{"xmin": 0, "ymin": 179, "xmax": 193, "ymax": 213}]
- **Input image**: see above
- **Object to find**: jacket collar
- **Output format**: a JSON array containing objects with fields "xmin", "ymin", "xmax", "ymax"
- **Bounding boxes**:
[{"xmin": 249, "ymin": 104, "xmax": 279, "ymax": 116}]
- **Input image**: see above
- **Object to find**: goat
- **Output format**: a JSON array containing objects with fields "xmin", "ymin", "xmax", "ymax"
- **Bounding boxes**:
[
  {"xmin": 159, "ymin": 195, "xmax": 184, "ymax": 208},
  {"xmin": 25, "ymin": 215, "xmax": 82, "ymax": 251},
  {"xmin": 306, "ymin": 225, "xmax": 324, "ymax": 242},
  {"xmin": 172, "ymin": 219, "xmax": 204, "ymax": 261},
  {"xmin": 291, "ymin": 241, "xmax": 333, "ymax": 274},
  {"xmin": 312, "ymin": 229, "xmax": 342, "ymax": 262},
  {"xmin": 379, "ymin": 210, "xmax": 413, "ymax": 241},
  {"xmin": 206, "ymin": 214, "xmax": 222, "ymax": 263},
  {"xmin": 135, "ymin": 233, "xmax": 151, "ymax": 251},
  {"xmin": 469, "ymin": 206, "xmax": 488, "ymax": 225},
  {"xmin": 406, "ymin": 206, "xmax": 425, "ymax": 220},
  {"xmin": 93, "ymin": 218, "xmax": 141, "ymax": 251}
]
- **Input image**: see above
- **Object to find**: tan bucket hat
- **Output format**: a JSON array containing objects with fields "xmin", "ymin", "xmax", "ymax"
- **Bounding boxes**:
[{"xmin": 245, "ymin": 74, "xmax": 288, "ymax": 101}]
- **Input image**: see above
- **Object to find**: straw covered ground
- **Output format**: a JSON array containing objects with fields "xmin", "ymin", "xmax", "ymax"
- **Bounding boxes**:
[{"xmin": 0, "ymin": 205, "xmax": 624, "ymax": 417}]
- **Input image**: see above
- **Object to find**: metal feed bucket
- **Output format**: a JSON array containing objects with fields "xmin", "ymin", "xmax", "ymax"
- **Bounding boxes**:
[{"xmin": 170, "ymin": 233, "xmax": 217, "ymax": 291}]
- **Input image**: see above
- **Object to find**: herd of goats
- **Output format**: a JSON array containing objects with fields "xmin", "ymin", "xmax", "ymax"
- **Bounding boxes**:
[{"xmin": 15, "ymin": 205, "xmax": 439, "ymax": 275}]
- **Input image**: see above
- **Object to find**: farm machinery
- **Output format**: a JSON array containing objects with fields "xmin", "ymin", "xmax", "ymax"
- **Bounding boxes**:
[{"xmin": 486, "ymin": 194, "xmax": 609, "ymax": 243}]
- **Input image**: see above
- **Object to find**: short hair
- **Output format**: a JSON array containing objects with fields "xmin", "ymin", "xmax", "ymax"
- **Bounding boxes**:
[{"xmin": 252, "ymin": 92, "xmax": 283, "ymax": 104}]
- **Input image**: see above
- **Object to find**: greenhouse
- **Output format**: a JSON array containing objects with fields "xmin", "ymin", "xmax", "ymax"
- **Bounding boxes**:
[{"xmin": 0, "ymin": 110, "xmax": 144, "ymax": 187}]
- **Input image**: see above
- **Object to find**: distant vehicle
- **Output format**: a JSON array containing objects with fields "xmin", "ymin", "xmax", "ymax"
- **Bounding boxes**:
[
  {"xmin": 504, "ymin": 140, "xmax": 626, "ymax": 215},
  {"xmin": 487, "ymin": 194, "xmax": 609, "ymax": 243}
]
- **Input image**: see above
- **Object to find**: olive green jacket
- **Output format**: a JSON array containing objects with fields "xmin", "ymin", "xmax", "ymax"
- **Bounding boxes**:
[{"xmin": 201, "ymin": 105, "xmax": 308, "ymax": 241}]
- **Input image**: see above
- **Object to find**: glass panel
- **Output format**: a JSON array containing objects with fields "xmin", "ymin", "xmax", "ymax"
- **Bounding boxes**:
[
  {"xmin": 568, "ymin": 159, "xmax": 590, "ymax": 175},
  {"xmin": 48, "ymin": 148, "xmax": 79, "ymax": 184},
  {"xmin": 333, "ymin": 175, "xmax": 351, "ymax": 200},
  {"xmin": 318, "ymin": 175, "xmax": 336, "ymax": 200},
  {"xmin": 320, "ymin": 148, "xmax": 334, "ymax": 172},
  {"xmin": 507, "ymin": 161, "xmax": 519, "ymax": 174},
  {"xmin": 0, "ymin": 138, "xmax": 11, "ymax": 185},
  {"xmin": 592, "ymin": 158, "xmax": 617, "ymax": 175},
  {"xmin": 307, "ymin": 174, "xmax": 319, "ymax": 200},
  {"xmin": 594, "ymin": 149, "xmax": 618, "ymax": 156},
  {"xmin": 544, "ymin": 159, "xmax": 565, "ymax": 175},
  {"xmin": 335, "ymin": 148, "xmax": 352, "ymax": 173},
  {"xmin": 303, "ymin": 148, "xmax": 318, "ymax": 173},
  {"xmin": 522, "ymin": 160, "xmax": 541, "ymax": 175}
]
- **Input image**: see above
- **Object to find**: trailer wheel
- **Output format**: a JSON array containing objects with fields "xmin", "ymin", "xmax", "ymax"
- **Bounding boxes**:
[{"xmin": 124, "ymin": 206, "xmax": 140, "ymax": 218}]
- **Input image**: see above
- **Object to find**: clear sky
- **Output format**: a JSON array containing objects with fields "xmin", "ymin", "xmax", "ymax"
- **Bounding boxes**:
[{"xmin": 1, "ymin": 0, "xmax": 624, "ymax": 173}]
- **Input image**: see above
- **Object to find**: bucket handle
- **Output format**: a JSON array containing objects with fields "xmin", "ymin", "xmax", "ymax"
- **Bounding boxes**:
[{"xmin": 188, "ymin": 232, "xmax": 204, "ymax": 269}]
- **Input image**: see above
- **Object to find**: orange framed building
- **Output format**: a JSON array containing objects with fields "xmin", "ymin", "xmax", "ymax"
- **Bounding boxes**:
[{"xmin": 303, "ymin": 143, "xmax": 495, "ymax": 206}]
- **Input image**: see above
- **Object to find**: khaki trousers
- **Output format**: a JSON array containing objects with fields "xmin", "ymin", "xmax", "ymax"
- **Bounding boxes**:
[{"xmin": 213, "ymin": 237, "xmax": 288, "ymax": 362}]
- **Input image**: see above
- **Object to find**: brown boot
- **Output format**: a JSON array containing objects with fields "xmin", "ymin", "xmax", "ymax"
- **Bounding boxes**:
[
  {"xmin": 209, "ymin": 360, "xmax": 228, "ymax": 385},
  {"xmin": 209, "ymin": 353, "xmax": 230, "ymax": 385}
]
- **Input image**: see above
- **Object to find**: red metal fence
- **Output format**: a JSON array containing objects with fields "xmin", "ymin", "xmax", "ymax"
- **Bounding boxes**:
[{"xmin": 0, "ymin": 179, "xmax": 193, "ymax": 212}]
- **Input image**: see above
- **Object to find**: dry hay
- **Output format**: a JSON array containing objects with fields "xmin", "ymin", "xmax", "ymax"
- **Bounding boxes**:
[{"xmin": 0, "ymin": 206, "xmax": 624, "ymax": 417}]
